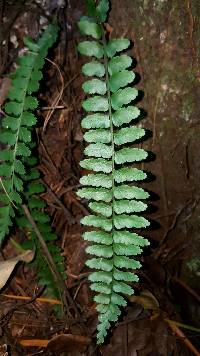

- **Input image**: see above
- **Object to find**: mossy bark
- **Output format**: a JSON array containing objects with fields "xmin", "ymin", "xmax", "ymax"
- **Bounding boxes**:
[{"xmin": 109, "ymin": 0, "xmax": 200, "ymax": 287}]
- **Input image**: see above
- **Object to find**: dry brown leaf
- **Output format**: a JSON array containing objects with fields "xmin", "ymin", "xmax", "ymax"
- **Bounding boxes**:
[
  {"xmin": 19, "ymin": 334, "xmax": 91, "ymax": 352},
  {"xmin": 0, "ymin": 250, "xmax": 34, "ymax": 290},
  {"xmin": 47, "ymin": 334, "xmax": 91, "ymax": 353},
  {"xmin": 128, "ymin": 289, "xmax": 159, "ymax": 310}
]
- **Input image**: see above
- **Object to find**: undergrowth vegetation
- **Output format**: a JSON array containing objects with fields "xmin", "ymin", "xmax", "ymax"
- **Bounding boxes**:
[
  {"xmin": 0, "ymin": 22, "xmax": 65, "ymax": 300},
  {"xmin": 77, "ymin": 0, "xmax": 150, "ymax": 343},
  {"xmin": 0, "ymin": 0, "xmax": 152, "ymax": 344}
]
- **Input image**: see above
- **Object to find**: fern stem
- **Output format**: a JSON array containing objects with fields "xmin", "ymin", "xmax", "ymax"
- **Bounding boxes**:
[
  {"xmin": 10, "ymin": 237, "xmax": 26, "ymax": 253},
  {"xmin": 101, "ymin": 24, "xmax": 115, "ymax": 305}
]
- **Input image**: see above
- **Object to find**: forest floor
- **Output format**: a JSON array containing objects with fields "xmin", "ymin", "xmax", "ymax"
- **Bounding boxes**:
[{"xmin": 0, "ymin": 1, "xmax": 200, "ymax": 355}]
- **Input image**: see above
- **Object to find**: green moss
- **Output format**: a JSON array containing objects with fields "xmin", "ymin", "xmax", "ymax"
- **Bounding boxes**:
[
  {"xmin": 182, "ymin": 97, "xmax": 195, "ymax": 122},
  {"xmin": 187, "ymin": 258, "xmax": 200, "ymax": 275}
]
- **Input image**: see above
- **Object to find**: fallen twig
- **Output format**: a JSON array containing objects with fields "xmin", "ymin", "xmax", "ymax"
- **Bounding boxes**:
[
  {"xmin": 40, "ymin": 178, "xmax": 75, "ymax": 223},
  {"xmin": 43, "ymin": 58, "xmax": 64, "ymax": 131},
  {"xmin": 22, "ymin": 204, "xmax": 84, "ymax": 328},
  {"xmin": 166, "ymin": 318, "xmax": 200, "ymax": 356},
  {"xmin": 173, "ymin": 276, "xmax": 200, "ymax": 304},
  {"xmin": 22, "ymin": 205, "xmax": 69, "ymax": 317},
  {"xmin": 165, "ymin": 318, "xmax": 200, "ymax": 334},
  {"xmin": 1, "ymin": 293, "xmax": 61, "ymax": 305}
]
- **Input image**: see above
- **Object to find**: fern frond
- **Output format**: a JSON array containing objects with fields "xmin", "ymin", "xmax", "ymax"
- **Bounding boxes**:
[
  {"xmin": 0, "ymin": 22, "xmax": 58, "ymax": 243},
  {"xmin": 78, "ymin": 0, "xmax": 150, "ymax": 344}
]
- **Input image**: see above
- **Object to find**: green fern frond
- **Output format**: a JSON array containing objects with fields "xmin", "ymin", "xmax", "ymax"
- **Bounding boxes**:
[
  {"xmin": 0, "ymin": 21, "xmax": 66, "ymax": 306},
  {"xmin": 77, "ymin": 0, "xmax": 150, "ymax": 344},
  {"xmin": 0, "ymin": 22, "xmax": 58, "ymax": 243}
]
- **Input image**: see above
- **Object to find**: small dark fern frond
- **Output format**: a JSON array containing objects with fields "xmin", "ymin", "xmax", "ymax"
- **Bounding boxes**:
[
  {"xmin": 0, "ymin": 22, "xmax": 58, "ymax": 243},
  {"xmin": 77, "ymin": 0, "xmax": 150, "ymax": 344},
  {"xmin": 16, "ymin": 161, "xmax": 65, "ymax": 300},
  {"xmin": 0, "ymin": 21, "xmax": 65, "ymax": 310}
]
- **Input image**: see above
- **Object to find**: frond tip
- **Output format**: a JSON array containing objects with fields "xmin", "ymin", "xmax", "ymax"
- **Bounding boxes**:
[{"xmin": 78, "ymin": 0, "xmax": 150, "ymax": 344}]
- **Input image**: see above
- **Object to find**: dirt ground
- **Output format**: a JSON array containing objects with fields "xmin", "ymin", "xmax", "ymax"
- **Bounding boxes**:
[{"xmin": 0, "ymin": 0, "xmax": 200, "ymax": 355}]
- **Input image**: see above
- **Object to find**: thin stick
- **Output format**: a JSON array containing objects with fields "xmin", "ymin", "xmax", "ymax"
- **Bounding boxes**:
[
  {"xmin": 21, "ymin": 205, "xmax": 83, "ymax": 325},
  {"xmin": 173, "ymin": 276, "xmax": 200, "ymax": 304},
  {"xmin": 22, "ymin": 205, "xmax": 68, "ymax": 316},
  {"xmin": 0, "ymin": 177, "xmax": 18, "ymax": 208},
  {"xmin": 166, "ymin": 319, "xmax": 200, "ymax": 356},
  {"xmin": 43, "ymin": 58, "xmax": 64, "ymax": 131},
  {"xmin": 40, "ymin": 105, "xmax": 67, "ymax": 110},
  {"xmin": 1, "ymin": 293, "xmax": 61, "ymax": 305},
  {"xmin": 152, "ymin": 93, "xmax": 159, "ymax": 147},
  {"xmin": 165, "ymin": 319, "xmax": 200, "ymax": 334},
  {"xmin": 39, "ymin": 178, "xmax": 74, "ymax": 223}
]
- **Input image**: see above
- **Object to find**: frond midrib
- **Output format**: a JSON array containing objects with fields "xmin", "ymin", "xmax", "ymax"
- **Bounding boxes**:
[{"xmin": 101, "ymin": 24, "xmax": 115, "ymax": 307}]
